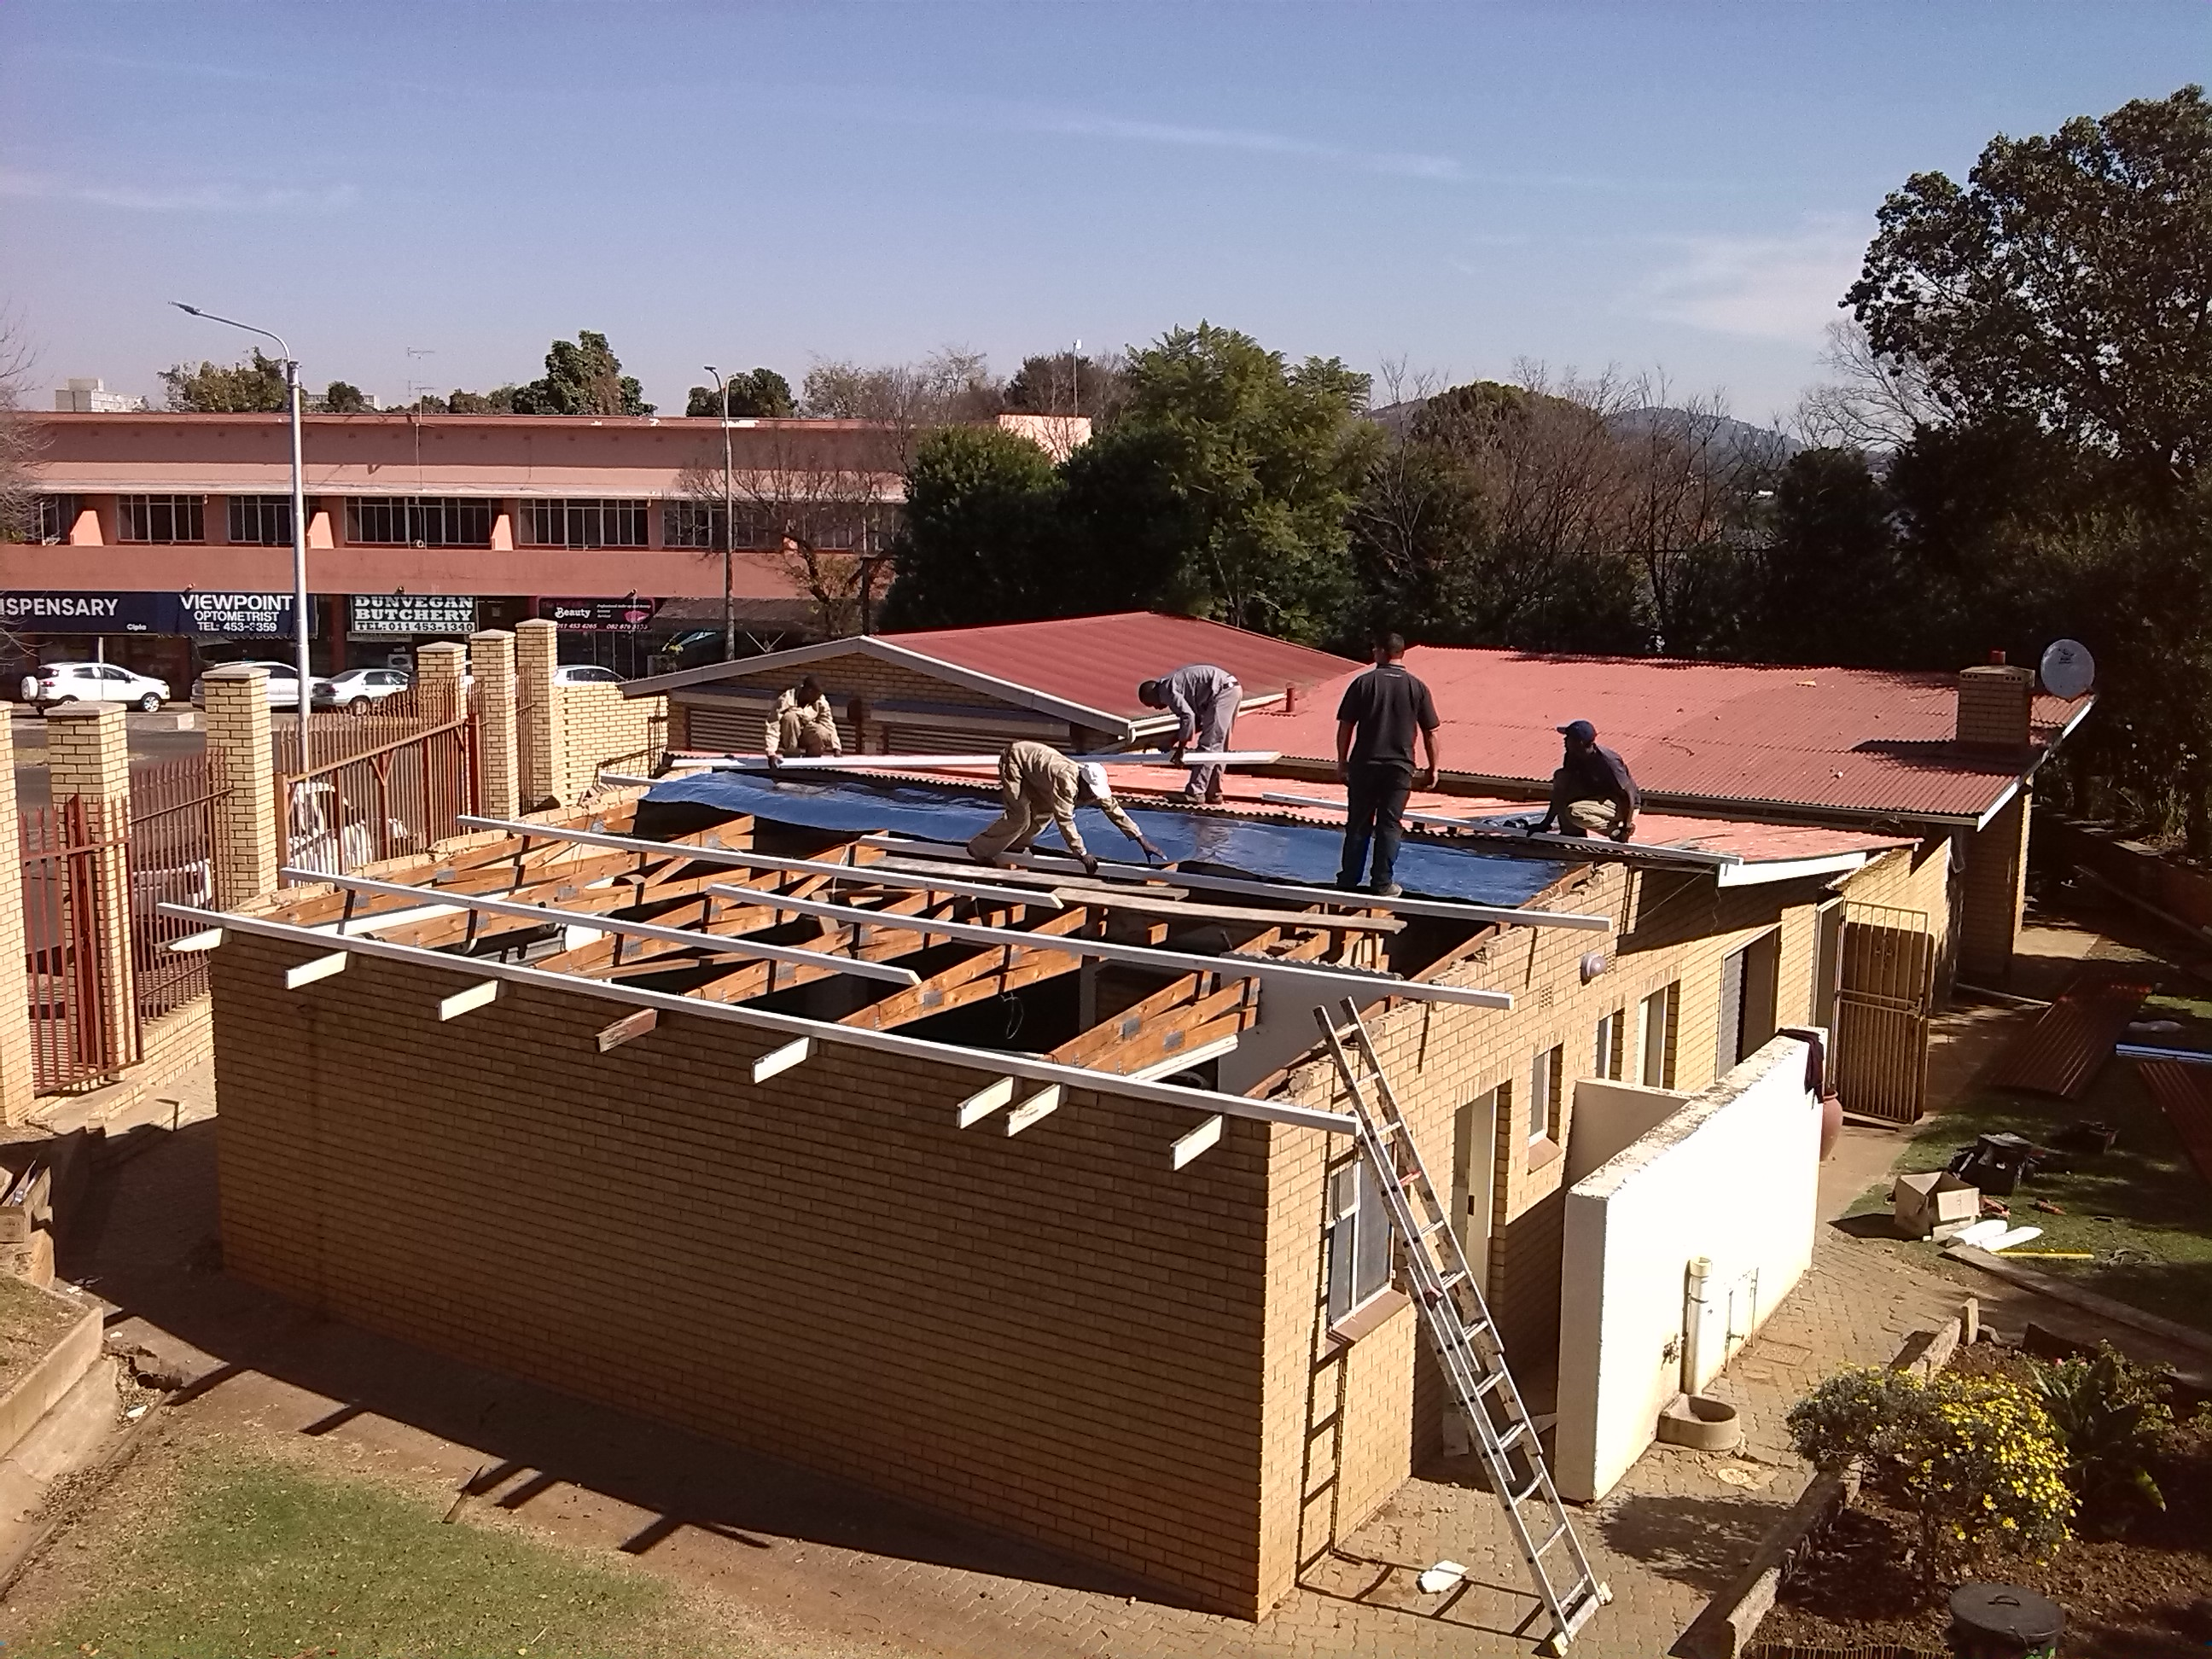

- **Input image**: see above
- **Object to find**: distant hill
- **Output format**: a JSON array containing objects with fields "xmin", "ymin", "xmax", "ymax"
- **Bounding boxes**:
[{"xmin": 1371, "ymin": 394, "xmax": 1801, "ymax": 467}]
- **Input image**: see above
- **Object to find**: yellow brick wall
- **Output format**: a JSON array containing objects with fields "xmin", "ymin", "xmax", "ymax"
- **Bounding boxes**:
[
  {"xmin": 558, "ymin": 684, "xmax": 666, "ymax": 800},
  {"xmin": 210, "ymin": 934, "xmax": 1281, "ymax": 1617},
  {"xmin": 1959, "ymin": 790, "xmax": 2029, "ymax": 982},
  {"xmin": 1838, "ymin": 837, "xmax": 1958, "ymax": 996}
]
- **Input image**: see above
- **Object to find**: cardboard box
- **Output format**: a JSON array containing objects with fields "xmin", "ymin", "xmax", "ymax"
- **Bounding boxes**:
[{"xmin": 1893, "ymin": 1171, "xmax": 1981, "ymax": 1240}]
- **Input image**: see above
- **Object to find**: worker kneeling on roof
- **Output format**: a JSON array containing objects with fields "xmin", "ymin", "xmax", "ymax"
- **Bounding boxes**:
[
  {"xmin": 765, "ymin": 675, "xmax": 841, "ymax": 765},
  {"xmin": 1137, "ymin": 663, "xmax": 1241, "ymax": 805},
  {"xmin": 967, "ymin": 741, "xmax": 1163, "ymax": 876},
  {"xmin": 1534, "ymin": 720, "xmax": 1639, "ymax": 841}
]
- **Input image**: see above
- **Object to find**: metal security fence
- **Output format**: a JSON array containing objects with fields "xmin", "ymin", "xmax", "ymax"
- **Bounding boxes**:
[
  {"xmin": 127, "ymin": 753, "xmax": 230, "ymax": 1022},
  {"xmin": 20, "ymin": 797, "xmax": 136, "ymax": 1092},
  {"xmin": 277, "ymin": 709, "xmax": 480, "ymax": 882}
]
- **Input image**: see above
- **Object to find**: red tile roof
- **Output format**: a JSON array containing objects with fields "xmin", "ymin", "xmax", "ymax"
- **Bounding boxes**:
[
  {"xmin": 882, "ymin": 614, "xmax": 1358, "ymax": 724},
  {"xmin": 1239, "ymin": 649, "xmax": 2090, "ymax": 823}
]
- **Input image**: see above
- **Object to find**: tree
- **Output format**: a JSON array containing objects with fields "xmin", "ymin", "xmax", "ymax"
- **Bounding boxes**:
[
  {"xmin": 1004, "ymin": 351, "xmax": 1132, "ymax": 426},
  {"xmin": 1756, "ymin": 448, "xmax": 1905, "ymax": 666},
  {"xmin": 1848, "ymin": 84, "xmax": 2212, "ymax": 492},
  {"xmin": 445, "ymin": 386, "xmax": 518, "ymax": 414},
  {"xmin": 685, "ymin": 369, "xmax": 795, "ymax": 420},
  {"xmin": 319, "ymin": 381, "xmax": 370, "ymax": 413},
  {"xmin": 1116, "ymin": 323, "xmax": 1376, "ymax": 642},
  {"xmin": 0, "ymin": 314, "xmax": 43, "ymax": 544},
  {"xmin": 879, "ymin": 426, "xmax": 1063, "ymax": 628},
  {"xmin": 509, "ymin": 331, "xmax": 653, "ymax": 416},
  {"xmin": 160, "ymin": 350, "xmax": 289, "ymax": 412},
  {"xmin": 1795, "ymin": 320, "xmax": 1944, "ymax": 451}
]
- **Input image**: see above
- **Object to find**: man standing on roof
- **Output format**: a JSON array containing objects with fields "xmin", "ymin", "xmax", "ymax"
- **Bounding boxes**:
[
  {"xmin": 967, "ymin": 741, "xmax": 1165, "ymax": 876},
  {"xmin": 1534, "ymin": 720, "xmax": 1639, "ymax": 841},
  {"xmin": 764, "ymin": 675, "xmax": 841, "ymax": 765},
  {"xmin": 1335, "ymin": 633, "xmax": 1441, "ymax": 898},
  {"xmin": 1137, "ymin": 664, "xmax": 1242, "ymax": 806}
]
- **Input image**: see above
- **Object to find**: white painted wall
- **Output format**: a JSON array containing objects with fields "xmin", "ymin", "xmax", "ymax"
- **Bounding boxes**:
[
  {"xmin": 1552, "ymin": 1035, "xmax": 1821, "ymax": 1502},
  {"xmin": 1564, "ymin": 1078, "xmax": 1688, "ymax": 1185}
]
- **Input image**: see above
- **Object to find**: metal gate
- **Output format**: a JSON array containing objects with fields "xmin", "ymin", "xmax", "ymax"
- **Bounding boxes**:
[
  {"xmin": 1831, "ymin": 900, "xmax": 1934, "ymax": 1123},
  {"xmin": 128, "ymin": 753, "xmax": 231, "ymax": 1022},
  {"xmin": 20, "ymin": 797, "xmax": 137, "ymax": 1093}
]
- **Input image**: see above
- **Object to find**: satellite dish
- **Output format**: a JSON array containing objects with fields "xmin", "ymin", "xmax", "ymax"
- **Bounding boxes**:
[{"xmin": 2039, "ymin": 639, "xmax": 2095, "ymax": 701}]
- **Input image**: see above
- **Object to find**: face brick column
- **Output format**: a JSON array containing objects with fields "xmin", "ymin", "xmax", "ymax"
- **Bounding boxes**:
[
  {"xmin": 202, "ymin": 666, "xmax": 278, "ymax": 905},
  {"xmin": 44, "ymin": 701, "xmax": 137, "ymax": 1068},
  {"xmin": 515, "ymin": 619, "xmax": 565, "ymax": 809},
  {"xmin": 415, "ymin": 641, "xmax": 468, "ymax": 725},
  {"xmin": 0, "ymin": 727, "xmax": 36, "ymax": 1121},
  {"xmin": 469, "ymin": 630, "xmax": 520, "ymax": 819}
]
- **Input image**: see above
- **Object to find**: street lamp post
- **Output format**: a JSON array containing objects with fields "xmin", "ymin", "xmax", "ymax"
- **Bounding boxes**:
[
  {"xmin": 172, "ymin": 302, "xmax": 312, "ymax": 774},
  {"xmin": 704, "ymin": 365, "xmax": 736, "ymax": 664}
]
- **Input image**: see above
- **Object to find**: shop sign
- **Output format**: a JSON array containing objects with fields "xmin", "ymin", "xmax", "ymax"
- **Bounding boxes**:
[
  {"xmin": 350, "ymin": 595, "xmax": 479, "ymax": 637},
  {"xmin": 537, "ymin": 596, "xmax": 661, "ymax": 632},
  {"xmin": 1, "ymin": 591, "xmax": 311, "ymax": 637}
]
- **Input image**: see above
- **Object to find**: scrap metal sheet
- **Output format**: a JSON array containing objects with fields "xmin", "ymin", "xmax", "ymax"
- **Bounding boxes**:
[
  {"xmin": 646, "ymin": 771, "xmax": 1569, "ymax": 909},
  {"xmin": 2133, "ymin": 1060, "xmax": 2212, "ymax": 1190},
  {"xmin": 1986, "ymin": 965, "xmax": 2155, "ymax": 1100}
]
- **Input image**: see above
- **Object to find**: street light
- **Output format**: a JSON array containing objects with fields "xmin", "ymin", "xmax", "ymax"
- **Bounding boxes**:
[
  {"xmin": 171, "ymin": 302, "xmax": 313, "ymax": 774},
  {"xmin": 703, "ymin": 365, "xmax": 737, "ymax": 663}
]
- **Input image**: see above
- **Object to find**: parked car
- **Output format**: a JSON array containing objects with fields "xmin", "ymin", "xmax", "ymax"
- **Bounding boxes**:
[
  {"xmin": 189, "ymin": 660, "xmax": 320, "ymax": 710},
  {"xmin": 314, "ymin": 667, "xmax": 413, "ymax": 713},
  {"xmin": 20, "ymin": 661, "xmax": 171, "ymax": 713},
  {"xmin": 552, "ymin": 664, "xmax": 623, "ymax": 686}
]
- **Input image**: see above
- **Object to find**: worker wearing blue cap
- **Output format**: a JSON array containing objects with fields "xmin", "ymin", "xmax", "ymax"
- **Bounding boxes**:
[{"xmin": 1534, "ymin": 720, "xmax": 1639, "ymax": 841}]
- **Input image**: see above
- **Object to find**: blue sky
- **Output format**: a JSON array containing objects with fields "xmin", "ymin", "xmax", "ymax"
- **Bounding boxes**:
[{"xmin": 3, "ymin": 3, "xmax": 2203, "ymax": 422}]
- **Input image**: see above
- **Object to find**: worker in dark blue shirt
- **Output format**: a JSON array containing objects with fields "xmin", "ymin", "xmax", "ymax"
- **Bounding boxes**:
[
  {"xmin": 1534, "ymin": 719, "xmax": 1639, "ymax": 841},
  {"xmin": 1334, "ymin": 634, "xmax": 1441, "ymax": 897}
]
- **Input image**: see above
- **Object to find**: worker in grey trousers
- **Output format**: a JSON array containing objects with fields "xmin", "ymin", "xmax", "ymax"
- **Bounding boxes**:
[{"xmin": 1137, "ymin": 664, "xmax": 1242, "ymax": 804}]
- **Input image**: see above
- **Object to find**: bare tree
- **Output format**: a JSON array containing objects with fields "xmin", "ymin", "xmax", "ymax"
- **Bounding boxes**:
[
  {"xmin": 800, "ymin": 347, "xmax": 1003, "ymax": 457},
  {"xmin": 1794, "ymin": 320, "xmax": 1943, "ymax": 451},
  {"xmin": 0, "ymin": 311, "xmax": 44, "ymax": 544}
]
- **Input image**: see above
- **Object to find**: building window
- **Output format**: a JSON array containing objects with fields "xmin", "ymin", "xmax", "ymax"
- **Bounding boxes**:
[
  {"xmin": 662, "ymin": 501, "xmax": 792, "ymax": 550},
  {"xmin": 1326, "ymin": 1160, "xmax": 1394, "ymax": 1327},
  {"xmin": 521, "ymin": 498, "xmax": 648, "ymax": 549},
  {"xmin": 1528, "ymin": 1045, "xmax": 1563, "ymax": 1144},
  {"xmin": 32, "ymin": 495, "xmax": 79, "ymax": 544},
  {"xmin": 119, "ymin": 494, "xmax": 205, "ymax": 544},
  {"xmin": 1717, "ymin": 932, "xmax": 1782, "ymax": 1075},
  {"xmin": 346, "ymin": 498, "xmax": 492, "ymax": 548},
  {"xmin": 1640, "ymin": 983, "xmax": 1678, "ymax": 1089},
  {"xmin": 226, "ymin": 495, "xmax": 294, "ymax": 545},
  {"xmin": 1594, "ymin": 1010, "xmax": 1624, "ymax": 1080}
]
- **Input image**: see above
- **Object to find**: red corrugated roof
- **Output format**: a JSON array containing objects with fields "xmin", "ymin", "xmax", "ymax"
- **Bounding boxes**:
[
  {"xmin": 883, "ymin": 614, "xmax": 1358, "ymax": 724},
  {"xmin": 1239, "ymin": 648, "xmax": 2090, "ymax": 821}
]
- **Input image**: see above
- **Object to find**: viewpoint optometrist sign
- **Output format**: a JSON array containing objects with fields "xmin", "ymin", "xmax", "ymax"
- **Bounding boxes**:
[{"xmin": 0, "ymin": 591, "xmax": 310, "ymax": 637}]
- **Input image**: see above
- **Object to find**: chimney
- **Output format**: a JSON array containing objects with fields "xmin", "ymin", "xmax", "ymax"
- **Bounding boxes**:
[
  {"xmin": 1955, "ymin": 661, "xmax": 2036, "ymax": 753},
  {"xmin": 1284, "ymin": 684, "xmax": 1299, "ymax": 714}
]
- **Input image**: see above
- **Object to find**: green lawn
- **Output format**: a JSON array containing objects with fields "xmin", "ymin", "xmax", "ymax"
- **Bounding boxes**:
[
  {"xmin": 1848, "ymin": 989, "xmax": 2212, "ymax": 1336},
  {"xmin": 7, "ymin": 1451, "xmax": 783, "ymax": 1659}
]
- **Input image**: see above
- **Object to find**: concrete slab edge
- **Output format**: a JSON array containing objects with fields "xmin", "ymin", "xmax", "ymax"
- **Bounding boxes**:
[
  {"xmin": 1945, "ymin": 1244, "xmax": 2212, "ymax": 1360},
  {"xmin": 0, "ymin": 1307, "xmax": 102, "ymax": 1467}
]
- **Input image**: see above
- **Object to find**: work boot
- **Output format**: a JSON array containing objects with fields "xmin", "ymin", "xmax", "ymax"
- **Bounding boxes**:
[{"xmin": 1371, "ymin": 882, "xmax": 1404, "ymax": 898}]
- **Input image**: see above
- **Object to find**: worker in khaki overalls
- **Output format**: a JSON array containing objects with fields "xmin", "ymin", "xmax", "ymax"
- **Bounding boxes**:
[
  {"xmin": 967, "ymin": 742, "xmax": 1163, "ymax": 876},
  {"xmin": 764, "ymin": 675, "xmax": 841, "ymax": 764}
]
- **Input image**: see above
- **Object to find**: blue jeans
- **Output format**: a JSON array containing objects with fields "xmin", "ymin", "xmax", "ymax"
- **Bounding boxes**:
[{"xmin": 1339, "ymin": 761, "xmax": 1413, "ymax": 890}]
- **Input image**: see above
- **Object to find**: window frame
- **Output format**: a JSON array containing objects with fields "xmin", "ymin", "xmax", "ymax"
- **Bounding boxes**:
[
  {"xmin": 1594, "ymin": 1010, "xmax": 1625, "ymax": 1080},
  {"xmin": 33, "ymin": 495, "xmax": 79, "ymax": 544},
  {"xmin": 1639, "ymin": 982, "xmax": 1679, "ymax": 1089},
  {"xmin": 1325, "ymin": 1159, "xmax": 1394, "ymax": 1330},
  {"xmin": 225, "ymin": 494, "xmax": 294, "ymax": 546},
  {"xmin": 1528, "ymin": 1045, "xmax": 1563, "ymax": 1146},
  {"xmin": 345, "ymin": 497, "xmax": 493, "ymax": 548},
  {"xmin": 119, "ymin": 493, "xmax": 205, "ymax": 544},
  {"xmin": 521, "ymin": 498, "xmax": 649, "ymax": 550}
]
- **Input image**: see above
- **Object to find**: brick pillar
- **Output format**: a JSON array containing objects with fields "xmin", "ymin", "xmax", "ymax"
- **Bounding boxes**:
[
  {"xmin": 45, "ymin": 701, "xmax": 136, "ymax": 1066},
  {"xmin": 515, "ymin": 619, "xmax": 565, "ymax": 809},
  {"xmin": 469, "ymin": 630, "xmax": 520, "ymax": 819},
  {"xmin": 203, "ymin": 666, "xmax": 277, "ymax": 905},
  {"xmin": 1959, "ymin": 785, "xmax": 2031, "ymax": 983},
  {"xmin": 1955, "ymin": 664, "xmax": 2035, "ymax": 752},
  {"xmin": 0, "ymin": 728, "xmax": 36, "ymax": 1121},
  {"xmin": 415, "ymin": 641, "xmax": 468, "ymax": 725}
]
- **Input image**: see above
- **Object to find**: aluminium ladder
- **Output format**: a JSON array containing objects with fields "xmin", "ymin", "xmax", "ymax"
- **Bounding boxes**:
[{"xmin": 1313, "ymin": 1000, "xmax": 1610, "ymax": 1651}]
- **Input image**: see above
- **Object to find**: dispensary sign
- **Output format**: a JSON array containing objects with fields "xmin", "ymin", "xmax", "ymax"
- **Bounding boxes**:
[{"xmin": 1, "ymin": 591, "xmax": 310, "ymax": 637}]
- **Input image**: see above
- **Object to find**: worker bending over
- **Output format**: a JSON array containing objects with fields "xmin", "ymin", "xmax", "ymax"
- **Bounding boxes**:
[
  {"xmin": 1534, "ymin": 719, "xmax": 1639, "ymax": 841},
  {"xmin": 1137, "ymin": 663, "xmax": 1242, "ymax": 804},
  {"xmin": 967, "ymin": 741, "xmax": 1163, "ymax": 876},
  {"xmin": 764, "ymin": 676, "xmax": 841, "ymax": 764}
]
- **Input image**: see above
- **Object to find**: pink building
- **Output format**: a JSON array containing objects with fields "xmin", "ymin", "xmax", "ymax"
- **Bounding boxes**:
[{"xmin": 8, "ymin": 411, "xmax": 905, "ymax": 684}]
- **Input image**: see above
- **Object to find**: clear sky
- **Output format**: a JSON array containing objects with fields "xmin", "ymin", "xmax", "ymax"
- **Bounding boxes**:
[{"xmin": 3, "ymin": 2, "xmax": 2203, "ymax": 422}]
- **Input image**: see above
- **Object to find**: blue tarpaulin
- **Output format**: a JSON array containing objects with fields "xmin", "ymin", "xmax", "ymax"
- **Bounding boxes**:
[{"xmin": 645, "ymin": 770, "xmax": 1569, "ymax": 909}]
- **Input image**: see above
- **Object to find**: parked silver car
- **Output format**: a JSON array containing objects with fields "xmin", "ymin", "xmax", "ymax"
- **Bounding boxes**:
[
  {"xmin": 189, "ymin": 660, "xmax": 319, "ymax": 710},
  {"xmin": 313, "ymin": 667, "xmax": 413, "ymax": 713}
]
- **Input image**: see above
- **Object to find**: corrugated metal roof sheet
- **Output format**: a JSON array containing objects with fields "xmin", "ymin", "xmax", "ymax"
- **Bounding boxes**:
[
  {"xmin": 884, "ymin": 614, "xmax": 1359, "ymax": 724},
  {"xmin": 1238, "ymin": 648, "xmax": 2091, "ymax": 821}
]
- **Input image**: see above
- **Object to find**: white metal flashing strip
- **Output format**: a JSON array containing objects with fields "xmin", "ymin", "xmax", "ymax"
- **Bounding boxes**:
[
  {"xmin": 1131, "ymin": 1034, "xmax": 1242, "ymax": 1081},
  {"xmin": 454, "ymin": 815, "xmax": 1057, "ymax": 910},
  {"xmin": 1714, "ymin": 851, "xmax": 1872, "ymax": 888},
  {"xmin": 2117, "ymin": 1043, "xmax": 2212, "ymax": 1066},
  {"xmin": 659, "ymin": 748, "xmax": 1284, "ymax": 774},
  {"xmin": 704, "ymin": 882, "xmax": 1513, "ymax": 1009},
  {"xmin": 282, "ymin": 867, "xmax": 922, "ymax": 987},
  {"xmin": 160, "ymin": 902, "xmax": 1356, "ymax": 1137},
  {"xmin": 1170, "ymin": 1115, "xmax": 1225, "ymax": 1169},
  {"xmin": 859, "ymin": 835, "xmax": 1613, "ymax": 933}
]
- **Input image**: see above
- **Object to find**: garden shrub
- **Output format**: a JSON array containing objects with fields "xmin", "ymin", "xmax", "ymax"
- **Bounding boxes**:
[
  {"xmin": 2029, "ymin": 1342, "xmax": 2174, "ymax": 1521},
  {"xmin": 1786, "ymin": 1365, "xmax": 2073, "ymax": 1587}
]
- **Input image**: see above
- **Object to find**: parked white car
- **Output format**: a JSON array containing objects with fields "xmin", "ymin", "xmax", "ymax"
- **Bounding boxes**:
[
  {"xmin": 189, "ymin": 660, "xmax": 319, "ymax": 710},
  {"xmin": 20, "ymin": 662, "xmax": 171, "ymax": 713},
  {"xmin": 314, "ymin": 667, "xmax": 414, "ymax": 713},
  {"xmin": 552, "ymin": 664, "xmax": 623, "ymax": 686}
]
